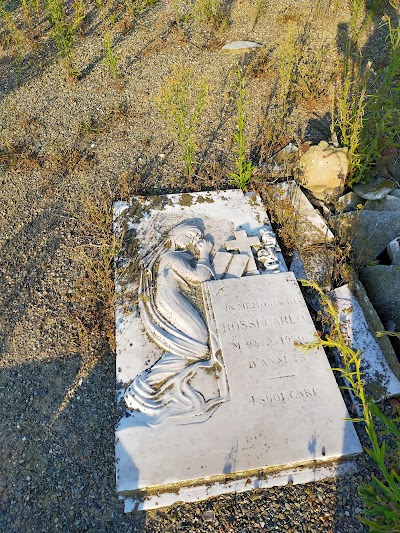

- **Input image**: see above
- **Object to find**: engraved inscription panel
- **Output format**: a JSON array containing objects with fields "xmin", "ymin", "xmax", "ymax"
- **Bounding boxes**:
[{"xmin": 204, "ymin": 272, "xmax": 336, "ymax": 416}]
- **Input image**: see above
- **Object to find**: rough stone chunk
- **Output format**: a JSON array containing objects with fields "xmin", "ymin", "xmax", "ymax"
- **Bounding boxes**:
[
  {"xmin": 295, "ymin": 140, "xmax": 348, "ymax": 202},
  {"xmin": 387, "ymin": 237, "xmax": 400, "ymax": 265},
  {"xmin": 364, "ymin": 195, "xmax": 400, "ymax": 211},
  {"xmin": 335, "ymin": 192, "xmax": 363, "ymax": 213},
  {"xmin": 353, "ymin": 178, "xmax": 397, "ymax": 200},
  {"xmin": 332, "ymin": 211, "xmax": 400, "ymax": 265}
]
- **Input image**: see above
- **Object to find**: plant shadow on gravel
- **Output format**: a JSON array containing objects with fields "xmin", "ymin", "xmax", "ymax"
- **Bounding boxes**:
[
  {"xmin": 0, "ymin": 45, "xmax": 57, "ymax": 101},
  {"xmin": 0, "ymin": 200, "xmax": 66, "ymax": 354}
]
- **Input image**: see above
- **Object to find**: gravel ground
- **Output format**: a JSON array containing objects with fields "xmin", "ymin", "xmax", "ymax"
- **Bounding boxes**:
[{"xmin": 0, "ymin": 0, "xmax": 398, "ymax": 531}]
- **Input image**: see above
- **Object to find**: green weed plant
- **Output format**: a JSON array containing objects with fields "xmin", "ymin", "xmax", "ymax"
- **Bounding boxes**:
[
  {"xmin": 125, "ymin": 0, "xmax": 158, "ymax": 20},
  {"xmin": 0, "ymin": 1, "xmax": 29, "ymax": 58},
  {"xmin": 45, "ymin": 0, "xmax": 85, "ymax": 78},
  {"xmin": 21, "ymin": 0, "xmax": 40, "ymax": 27},
  {"xmin": 156, "ymin": 66, "xmax": 208, "ymax": 182},
  {"xmin": 276, "ymin": 22, "xmax": 299, "ymax": 111},
  {"xmin": 355, "ymin": 15, "xmax": 400, "ymax": 182},
  {"xmin": 300, "ymin": 280, "xmax": 400, "ymax": 533},
  {"xmin": 103, "ymin": 32, "xmax": 119, "ymax": 80},
  {"xmin": 194, "ymin": 0, "xmax": 228, "ymax": 30},
  {"xmin": 376, "ymin": 330, "xmax": 400, "ymax": 340},
  {"xmin": 312, "ymin": 0, "xmax": 341, "ymax": 19},
  {"xmin": 170, "ymin": 0, "xmax": 227, "ymax": 31},
  {"xmin": 229, "ymin": 67, "xmax": 256, "ymax": 190},
  {"xmin": 252, "ymin": 0, "xmax": 267, "ymax": 29},
  {"xmin": 332, "ymin": 3, "xmax": 399, "ymax": 184},
  {"xmin": 331, "ymin": 44, "xmax": 371, "ymax": 179}
]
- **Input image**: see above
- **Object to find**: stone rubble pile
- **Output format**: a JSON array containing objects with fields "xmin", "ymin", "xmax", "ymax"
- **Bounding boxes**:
[{"xmin": 264, "ymin": 139, "xmax": 400, "ymax": 396}]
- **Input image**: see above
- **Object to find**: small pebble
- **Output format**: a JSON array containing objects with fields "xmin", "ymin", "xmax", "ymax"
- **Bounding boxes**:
[{"xmin": 202, "ymin": 510, "xmax": 215, "ymax": 521}]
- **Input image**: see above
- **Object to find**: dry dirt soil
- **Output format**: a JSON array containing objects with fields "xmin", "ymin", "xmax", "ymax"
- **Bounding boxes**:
[{"xmin": 0, "ymin": 0, "xmax": 397, "ymax": 531}]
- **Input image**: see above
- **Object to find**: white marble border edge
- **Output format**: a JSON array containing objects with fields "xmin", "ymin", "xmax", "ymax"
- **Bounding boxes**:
[{"xmin": 121, "ymin": 459, "xmax": 359, "ymax": 512}]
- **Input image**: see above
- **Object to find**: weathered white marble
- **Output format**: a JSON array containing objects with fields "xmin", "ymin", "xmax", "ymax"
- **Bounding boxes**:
[
  {"xmin": 122, "ymin": 460, "xmax": 358, "ymax": 512},
  {"xmin": 221, "ymin": 41, "xmax": 264, "ymax": 52},
  {"xmin": 332, "ymin": 284, "xmax": 400, "ymax": 400},
  {"xmin": 269, "ymin": 181, "xmax": 334, "ymax": 246},
  {"xmin": 115, "ymin": 191, "xmax": 361, "ymax": 511}
]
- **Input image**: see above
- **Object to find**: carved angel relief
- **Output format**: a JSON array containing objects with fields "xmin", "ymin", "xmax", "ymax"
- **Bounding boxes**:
[{"xmin": 125, "ymin": 222, "xmax": 282, "ymax": 426}]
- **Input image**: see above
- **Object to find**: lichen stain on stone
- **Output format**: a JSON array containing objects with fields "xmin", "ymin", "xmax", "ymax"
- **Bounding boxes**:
[
  {"xmin": 116, "ymin": 196, "xmax": 173, "ymax": 289},
  {"xmin": 196, "ymin": 195, "xmax": 214, "ymax": 204},
  {"xmin": 248, "ymin": 194, "xmax": 261, "ymax": 207},
  {"xmin": 118, "ymin": 229, "xmax": 141, "ymax": 288},
  {"xmin": 179, "ymin": 193, "xmax": 194, "ymax": 207}
]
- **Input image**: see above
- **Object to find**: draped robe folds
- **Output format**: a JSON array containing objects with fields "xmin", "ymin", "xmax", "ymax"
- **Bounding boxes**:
[{"xmin": 124, "ymin": 247, "xmax": 221, "ymax": 426}]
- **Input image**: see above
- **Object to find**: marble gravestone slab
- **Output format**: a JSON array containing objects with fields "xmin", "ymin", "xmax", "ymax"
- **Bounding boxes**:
[{"xmin": 114, "ymin": 191, "xmax": 362, "ymax": 512}]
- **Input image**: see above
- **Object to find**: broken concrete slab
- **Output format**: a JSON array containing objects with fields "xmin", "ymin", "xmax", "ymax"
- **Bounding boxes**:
[
  {"xmin": 348, "ymin": 272, "xmax": 400, "ymax": 380},
  {"xmin": 358, "ymin": 265, "xmax": 400, "ymax": 355},
  {"xmin": 290, "ymin": 249, "xmax": 334, "ymax": 292},
  {"xmin": 332, "ymin": 210, "xmax": 400, "ymax": 265}
]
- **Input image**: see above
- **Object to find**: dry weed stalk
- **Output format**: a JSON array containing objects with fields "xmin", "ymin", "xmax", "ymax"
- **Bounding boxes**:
[
  {"xmin": 156, "ymin": 66, "xmax": 208, "ymax": 183},
  {"xmin": 229, "ymin": 67, "xmax": 256, "ymax": 190},
  {"xmin": 69, "ymin": 186, "xmax": 122, "ymax": 354}
]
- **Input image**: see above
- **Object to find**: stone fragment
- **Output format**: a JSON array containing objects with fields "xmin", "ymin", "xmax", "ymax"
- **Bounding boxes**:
[
  {"xmin": 331, "ymin": 284, "xmax": 400, "ymax": 400},
  {"xmin": 353, "ymin": 177, "xmax": 397, "ymax": 200},
  {"xmin": 387, "ymin": 237, "xmax": 400, "ymax": 265},
  {"xmin": 262, "ymin": 143, "xmax": 299, "ymax": 177},
  {"xmin": 213, "ymin": 251, "xmax": 233, "ymax": 279},
  {"xmin": 348, "ymin": 273, "xmax": 400, "ymax": 380},
  {"xmin": 358, "ymin": 265, "xmax": 400, "ymax": 354},
  {"xmin": 269, "ymin": 180, "xmax": 334, "ymax": 247},
  {"xmin": 225, "ymin": 229, "xmax": 260, "ymax": 274},
  {"xmin": 290, "ymin": 250, "xmax": 334, "ymax": 292},
  {"xmin": 335, "ymin": 192, "xmax": 363, "ymax": 213},
  {"xmin": 364, "ymin": 195, "xmax": 400, "ymax": 211},
  {"xmin": 332, "ymin": 210, "xmax": 400, "ymax": 265},
  {"xmin": 221, "ymin": 41, "xmax": 264, "ymax": 52},
  {"xmin": 373, "ymin": 145, "xmax": 400, "ymax": 181},
  {"xmin": 294, "ymin": 140, "xmax": 348, "ymax": 202},
  {"xmin": 224, "ymin": 253, "xmax": 249, "ymax": 278},
  {"xmin": 202, "ymin": 510, "xmax": 216, "ymax": 521}
]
